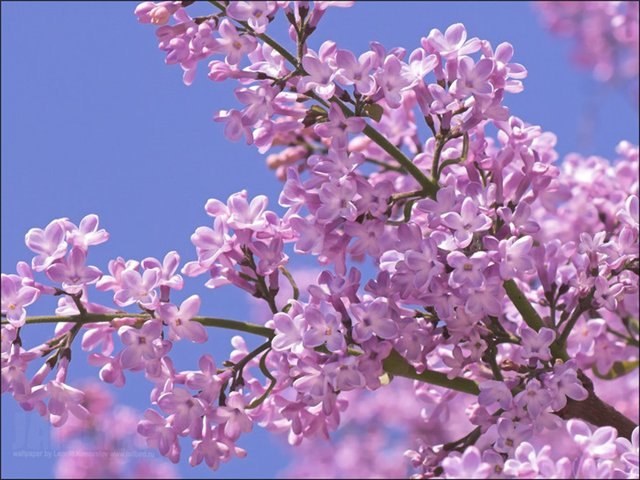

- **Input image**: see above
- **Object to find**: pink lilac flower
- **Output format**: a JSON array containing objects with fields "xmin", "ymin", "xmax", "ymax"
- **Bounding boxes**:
[
  {"xmin": 45, "ymin": 247, "xmax": 102, "ymax": 293},
  {"xmin": 66, "ymin": 214, "xmax": 109, "ymax": 250},
  {"xmin": 302, "ymin": 302, "xmax": 346, "ymax": 353},
  {"xmin": 299, "ymin": 51, "xmax": 337, "ymax": 100},
  {"xmin": 449, "ymin": 56, "xmax": 495, "ymax": 98},
  {"xmin": 112, "ymin": 266, "xmax": 161, "ymax": 308},
  {"xmin": 46, "ymin": 379, "xmax": 90, "ymax": 427},
  {"xmin": 226, "ymin": 1, "xmax": 276, "ymax": 34},
  {"xmin": 423, "ymin": 23, "xmax": 481, "ymax": 59},
  {"xmin": 118, "ymin": 320, "xmax": 167, "ymax": 370},
  {"xmin": 514, "ymin": 378, "xmax": 551, "ymax": 418},
  {"xmin": 447, "ymin": 251, "xmax": 489, "ymax": 288},
  {"xmin": 25, "ymin": 218, "xmax": 70, "ymax": 272},
  {"xmin": 134, "ymin": 2, "xmax": 180, "ymax": 25},
  {"xmin": 158, "ymin": 387, "xmax": 205, "ymax": 435},
  {"xmin": 185, "ymin": 355, "xmax": 224, "ymax": 403},
  {"xmin": 543, "ymin": 362, "xmax": 588, "ymax": 410},
  {"xmin": 271, "ymin": 306, "xmax": 306, "ymax": 354},
  {"xmin": 156, "ymin": 295, "xmax": 207, "ymax": 343},
  {"xmin": 215, "ymin": 19, "xmax": 257, "ymax": 65},
  {"xmin": 503, "ymin": 442, "xmax": 559, "ymax": 478},
  {"xmin": 348, "ymin": 298, "xmax": 399, "ymax": 342},
  {"xmin": 498, "ymin": 235, "xmax": 536, "ymax": 279},
  {"xmin": 137, "ymin": 408, "xmax": 179, "ymax": 459},
  {"xmin": 520, "ymin": 326, "xmax": 555, "ymax": 362},
  {"xmin": 214, "ymin": 392, "xmax": 253, "ymax": 440},
  {"xmin": 1, "ymin": 274, "xmax": 39, "ymax": 327},
  {"xmin": 376, "ymin": 55, "xmax": 413, "ymax": 108},
  {"xmin": 568, "ymin": 419, "xmax": 618, "ymax": 459},
  {"xmin": 478, "ymin": 379, "xmax": 513, "ymax": 410},
  {"xmin": 334, "ymin": 49, "xmax": 377, "ymax": 95},
  {"xmin": 441, "ymin": 446, "xmax": 491, "ymax": 479},
  {"xmin": 441, "ymin": 197, "xmax": 493, "ymax": 248}
]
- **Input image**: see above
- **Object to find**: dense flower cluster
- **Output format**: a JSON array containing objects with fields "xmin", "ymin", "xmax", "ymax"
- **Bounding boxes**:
[
  {"xmin": 535, "ymin": 1, "xmax": 639, "ymax": 98},
  {"xmin": 2, "ymin": 1, "xmax": 639, "ymax": 478},
  {"xmin": 52, "ymin": 382, "xmax": 179, "ymax": 478}
]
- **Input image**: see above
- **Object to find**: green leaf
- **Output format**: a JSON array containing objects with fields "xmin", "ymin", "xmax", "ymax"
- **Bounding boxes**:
[
  {"xmin": 364, "ymin": 103, "xmax": 384, "ymax": 122},
  {"xmin": 593, "ymin": 360, "xmax": 639, "ymax": 380}
]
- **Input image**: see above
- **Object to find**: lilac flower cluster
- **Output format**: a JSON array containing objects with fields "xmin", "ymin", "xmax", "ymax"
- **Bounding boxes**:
[
  {"xmin": 52, "ymin": 381, "xmax": 179, "ymax": 479},
  {"xmin": 535, "ymin": 1, "xmax": 639, "ymax": 98},
  {"xmin": 2, "ymin": 1, "xmax": 639, "ymax": 477}
]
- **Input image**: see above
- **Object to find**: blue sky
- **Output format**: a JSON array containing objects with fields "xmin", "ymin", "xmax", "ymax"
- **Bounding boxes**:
[{"xmin": 2, "ymin": 2, "xmax": 638, "ymax": 478}]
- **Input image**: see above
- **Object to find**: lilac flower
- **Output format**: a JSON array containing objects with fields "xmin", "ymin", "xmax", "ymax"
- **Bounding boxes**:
[
  {"xmin": 214, "ymin": 392, "xmax": 253, "ymax": 440},
  {"xmin": 503, "ymin": 442, "xmax": 558, "ymax": 478},
  {"xmin": 498, "ymin": 202, "xmax": 540, "ymax": 236},
  {"xmin": 134, "ymin": 2, "xmax": 179, "ymax": 25},
  {"xmin": 45, "ymin": 247, "xmax": 102, "ymax": 293},
  {"xmin": 95, "ymin": 256, "xmax": 139, "ymax": 292},
  {"xmin": 441, "ymin": 446, "xmax": 491, "ymax": 479},
  {"xmin": 226, "ymin": 190, "xmax": 269, "ymax": 232},
  {"xmin": 185, "ymin": 355, "xmax": 223, "ymax": 403},
  {"xmin": 156, "ymin": 295, "xmax": 207, "ymax": 343},
  {"xmin": 348, "ymin": 298, "xmax": 399, "ymax": 342},
  {"xmin": 498, "ymin": 235, "xmax": 535, "ymax": 280},
  {"xmin": 189, "ymin": 219, "xmax": 235, "ymax": 271},
  {"xmin": 226, "ymin": 1, "xmax": 276, "ymax": 34},
  {"xmin": 494, "ymin": 417, "xmax": 533, "ymax": 453},
  {"xmin": 442, "ymin": 345, "xmax": 467, "ymax": 379},
  {"xmin": 214, "ymin": 109, "xmax": 253, "ymax": 143},
  {"xmin": 112, "ymin": 266, "xmax": 161, "ymax": 308},
  {"xmin": 66, "ymin": 214, "xmax": 109, "ymax": 250},
  {"xmin": 520, "ymin": 326, "xmax": 555, "ymax": 362},
  {"xmin": 568, "ymin": 419, "xmax": 618, "ymax": 459},
  {"xmin": 137, "ymin": 408, "xmax": 179, "ymax": 459},
  {"xmin": 324, "ymin": 356, "xmax": 365, "ymax": 392},
  {"xmin": 514, "ymin": 378, "xmax": 552, "ymax": 418},
  {"xmin": 314, "ymin": 103, "xmax": 365, "ymax": 149},
  {"xmin": 299, "ymin": 52, "xmax": 337, "ymax": 100},
  {"xmin": 271, "ymin": 307, "xmax": 306, "ymax": 354},
  {"xmin": 46, "ymin": 380, "xmax": 90, "ymax": 427},
  {"xmin": 141, "ymin": 250, "xmax": 183, "ymax": 301},
  {"xmin": 25, "ymin": 218, "xmax": 70, "ymax": 272},
  {"xmin": 316, "ymin": 178, "xmax": 358, "ymax": 223},
  {"xmin": 423, "ymin": 23, "xmax": 481, "ymax": 59},
  {"xmin": 334, "ymin": 49, "xmax": 377, "ymax": 95},
  {"xmin": 1, "ymin": 274, "xmax": 39, "ymax": 327},
  {"xmin": 302, "ymin": 302, "xmax": 346, "ymax": 353},
  {"xmin": 464, "ymin": 276, "xmax": 503, "ymax": 317},
  {"xmin": 450, "ymin": 56, "xmax": 495, "ymax": 98},
  {"xmin": 158, "ymin": 387, "xmax": 205, "ymax": 435},
  {"xmin": 215, "ymin": 19, "xmax": 257, "ymax": 65},
  {"xmin": 618, "ymin": 194, "xmax": 639, "ymax": 229},
  {"xmin": 376, "ymin": 55, "xmax": 413, "ymax": 108},
  {"xmin": 616, "ymin": 427, "xmax": 639, "ymax": 474},
  {"xmin": 442, "ymin": 197, "xmax": 492, "ymax": 248},
  {"xmin": 594, "ymin": 276, "xmax": 625, "ymax": 311},
  {"xmin": 447, "ymin": 251, "xmax": 489, "ymax": 288},
  {"xmin": 543, "ymin": 362, "xmax": 588, "ymax": 410},
  {"xmin": 478, "ymin": 380, "xmax": 513, "ymax": 410},
  {"xmin": 118, "ymin": 320, "xmax": 166, "ymax": 370}
]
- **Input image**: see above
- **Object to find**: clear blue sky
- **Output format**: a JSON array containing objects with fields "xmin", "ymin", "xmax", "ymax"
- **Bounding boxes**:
[{"xmin": 2, "ymin": 2, "xmax": 638, "ymax": 478}]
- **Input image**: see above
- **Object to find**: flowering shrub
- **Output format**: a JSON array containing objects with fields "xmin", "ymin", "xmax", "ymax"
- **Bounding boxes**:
[{"xmin": 2, "ymin": 1, "xmax": 639, "ymax": 478}]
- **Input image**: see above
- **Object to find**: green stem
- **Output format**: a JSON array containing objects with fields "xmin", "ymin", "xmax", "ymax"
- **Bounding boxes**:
[
  {"xmin": 503, "ymin": 279, "xmax": 567, "ymax": 361},
  {"xmin": 5, "ymin": 314, "xmax": 275, "ymax": 339},
  {"xmin": 503, "ymin": 279, "xmax": 545, "ymax": 331},
  {"xmin": 382, "ymin": 349, "xmax": 479, "ymax": 395},
  {"xmin": 555, "ymin": 292, "xmax": 594, "ymax": 356}
]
